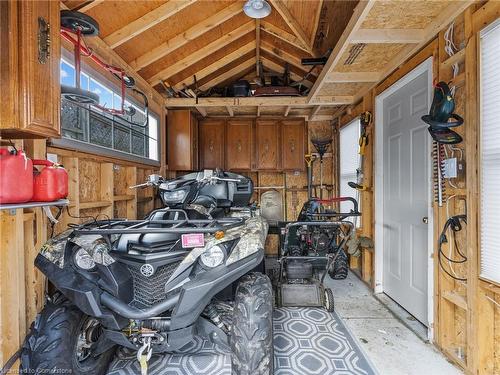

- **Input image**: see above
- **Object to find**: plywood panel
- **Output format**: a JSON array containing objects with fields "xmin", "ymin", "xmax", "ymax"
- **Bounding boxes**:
[
  {"xmin": 79, "ymin": 160, "xmax": 101, "ymax": 203},
  {"xmin": 361, "ymin": 1, "xmax": 452, "ymax": 29},
  {"xmin": 335, "ymin": 43, "xmax": 407, "ymax": 73},
  {"xmin": 319, "ymin": 82, "xmax": 368, "ymax": 96}
]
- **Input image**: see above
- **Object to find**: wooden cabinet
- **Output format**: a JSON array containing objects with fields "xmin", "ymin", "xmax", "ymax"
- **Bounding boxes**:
[
  {"xmin": 199, "ymin": 119, "xmax": 225, "ymax": 169},
  {"xmin": 255, "ymin": 120, "xmax": 280, "ymax": 170},
  {"xmin": 282, "ymin": 120, "xmax": 306, "ymax": 171},
  {"xmin": 167, "ymin": 110, "xmax": 198, "ymax": 170},
  {"xmin": 0, "ymin": 1, "xmax": 61, "ymax": 138},
  {"xmin": 225, "ymin": 120, "xmax": 253, "ymax": 171}
]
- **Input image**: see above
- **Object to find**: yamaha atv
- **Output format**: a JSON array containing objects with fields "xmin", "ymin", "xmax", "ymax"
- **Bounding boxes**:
[
  {"xmin": 21, "ymin": 170, "xmax": 273, "ymax": 375},
  {"xmin": 275, "ymin": 197, "xmax": 359, "ymax": 311}
]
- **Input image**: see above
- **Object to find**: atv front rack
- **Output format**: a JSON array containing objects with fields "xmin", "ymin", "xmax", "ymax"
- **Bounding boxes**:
[{"xmin": 73, "ymin": 209, "xmax": 245, "ymax": 236}]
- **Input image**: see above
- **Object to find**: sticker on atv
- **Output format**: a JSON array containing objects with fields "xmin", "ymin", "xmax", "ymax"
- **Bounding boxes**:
[{"xmin": 181, "ymin": 233, "xmax": 205, "ymax": 248}]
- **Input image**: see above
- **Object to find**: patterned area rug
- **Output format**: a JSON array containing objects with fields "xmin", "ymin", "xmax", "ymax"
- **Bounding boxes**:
[{"xmin": 107, "ymin": 307, "xmax": 376, "ymax": 375}]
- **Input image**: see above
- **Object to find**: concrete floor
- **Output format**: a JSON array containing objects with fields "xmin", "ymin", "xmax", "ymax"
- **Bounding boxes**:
[{"xmin": 325, "ymin": 273, "xmax": 463, "ymax": 375}]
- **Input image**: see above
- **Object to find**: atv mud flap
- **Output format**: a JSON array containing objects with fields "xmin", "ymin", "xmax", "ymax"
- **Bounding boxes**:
[{"xmin": 280, "ymin": 284, "xmax": 323, "ymax": 307}]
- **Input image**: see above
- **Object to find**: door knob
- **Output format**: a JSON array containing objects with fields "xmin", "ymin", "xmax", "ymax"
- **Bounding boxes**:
[{"xmin": 422, "ymin": 217, "xmax": 429, "ymax": 224}]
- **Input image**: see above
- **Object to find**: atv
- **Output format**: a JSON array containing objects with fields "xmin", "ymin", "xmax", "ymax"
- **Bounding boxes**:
[
  {"xmin": 275, "ymin": 196, "xmax": 360, "ymax": 311},
  {"xmin": 21, "ymin": 170, "xmax": 273, "ymax": 375}
]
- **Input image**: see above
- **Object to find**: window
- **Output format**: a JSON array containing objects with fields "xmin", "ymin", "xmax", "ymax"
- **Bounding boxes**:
[
  {"xmin": 57, "ymin": 58, "xmax": 159, "ymax": 164},
  {"xmin": 339, "ymin": 118, "xmax": 361, "ymax": 225},
  {"xmin": 479, "ymin": 19, "xmax": 500, "ymax": 284}
]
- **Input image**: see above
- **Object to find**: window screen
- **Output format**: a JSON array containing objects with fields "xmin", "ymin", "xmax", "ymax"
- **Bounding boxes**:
[
  {"xmin": 480, "ymin": 19, "xmax": 500, "ymax": 283},
  {"xmin": 339, "ymin": 118, "xmax": 361, "ymax": 223}
]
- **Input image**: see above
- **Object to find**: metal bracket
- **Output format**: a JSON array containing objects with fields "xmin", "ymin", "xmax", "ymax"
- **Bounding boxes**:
[{"xmin": 38, "ymin": 17, "xmax": 51, "ymax": 64}]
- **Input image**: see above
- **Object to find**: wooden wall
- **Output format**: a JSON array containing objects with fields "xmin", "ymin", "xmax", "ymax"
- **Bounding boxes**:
[
  {"xmin": 0, "ymin": 141, "xmax": 161, "ymax": 367},
  {"xmin": 334, "ymin": 2, "xmax": 500, "ymax": 374}
]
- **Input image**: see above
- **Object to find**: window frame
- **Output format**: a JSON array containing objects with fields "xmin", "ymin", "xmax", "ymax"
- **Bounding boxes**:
[
  {"xmin": 478, "ymin": 18, "xmax": 500, "ymax": 285},
  {"xmin": 338, "ymin": 117, "xmax": 362, "ymax": 227},
  {"xmin": 54, "ymin": 51, "xmax": 160, "ymax": 166}
]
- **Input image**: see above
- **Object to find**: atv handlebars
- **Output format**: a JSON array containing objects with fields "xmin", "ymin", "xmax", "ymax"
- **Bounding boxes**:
[{"xmin": 129, "ymin": 171, "xmax": 242, "ymax": 190}]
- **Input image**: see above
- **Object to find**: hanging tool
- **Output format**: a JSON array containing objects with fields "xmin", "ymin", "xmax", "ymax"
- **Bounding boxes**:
[
  {"xmin": 433, "ymin": 142, "xmax": 447, "ymax": 206},
  {"xmin": 348, "ymin": 111, "xmax": 372, "ymax": 191},
  {"xmin": 305, "ymin": 153, "xmax": 317, "ymax": 200},
  {"xmin": 311, "ymin": 139, "xmax": 332, "ymax": 200}
]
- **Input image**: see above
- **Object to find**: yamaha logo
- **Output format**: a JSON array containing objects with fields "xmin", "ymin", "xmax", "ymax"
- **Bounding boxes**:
[{"xmin": 140, "ymin": 264, "xmax": 155, "ymax": 277}]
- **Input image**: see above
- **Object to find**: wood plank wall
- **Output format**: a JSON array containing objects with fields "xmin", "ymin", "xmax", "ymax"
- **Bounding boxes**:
[
  {"xmin": 0, "ymin": 142, "xmax": 160, "ymax": 367},
  {"xmin": 334, "ymin": 2, "xmax": 500, "ymax": 374}
]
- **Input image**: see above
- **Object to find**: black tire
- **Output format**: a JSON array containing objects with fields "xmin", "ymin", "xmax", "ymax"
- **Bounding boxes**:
[
  {"xmin": 323, "ymin": 287, "xmax": 335, "ymax": 312},
  {"xmin": 61, "ymin": 84, "xmax": 100, "ymax": 105},
  {"xmin": 230, "ymin": 272, "xmax": 273, "ymax": 375},
  {"xmin": 61, "ymin": 10, "xmax": 99, "ymax": 36},
  {"xmin": 328, "ymin": 249, "xmax": 348, "ymax": 280},
  {"xmin": 20, "ymin": 293, "xmax": 114, "ymax": 375}
]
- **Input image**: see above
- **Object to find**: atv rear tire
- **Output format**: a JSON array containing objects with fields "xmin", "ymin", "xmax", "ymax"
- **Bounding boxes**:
[
  {"xmin": 230, "ymin": 272, "xmax": 273, "ymax": 375},
  {"xmin": 20, "ymin": 293, "xmax": 114, "ymax": 375},
  {"xmin": 328, "ymin": 249, "xmax": 348, "ymax": 280}
]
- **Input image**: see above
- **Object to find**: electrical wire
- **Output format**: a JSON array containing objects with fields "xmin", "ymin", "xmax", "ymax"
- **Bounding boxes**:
[{"xmin": 444, "ymin": 22, "xmax": 459, "ymax": 96}]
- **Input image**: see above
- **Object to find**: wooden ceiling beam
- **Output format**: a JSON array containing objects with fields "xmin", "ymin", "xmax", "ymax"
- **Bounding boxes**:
[
  {"xmin": 174, "ymin": 41, "xmax": 256, "ymax": 90},
  {"xmin": 260, "ymin": 40, "xmax": 311, "ymax": 75},
  {"xmin": 260, "ymin": 21, "xmax": 311, "ymax": 54},
  {"xmin": 351, "ymin": 28, "xmax": 426, "ymax": 44},
  {"xmin": 148, "ymin": 22, "xmax": 254, "ymax": 85},
  {"xmin": 130, "ymin": 2, "xmax": 242, "ymax": 71},
  {"xmin": 75, "ymin": 0, "xmax": 104, "ymax": 12},
  {"xmin": 256, "ymin": 19, "xmax": 261, "ymax": 76},
  {"xmin": 260, "ymin": 56, "xmax": 313, "ymax": 88},
  {"xmin": 104, "ymin": 0, "xmax": 196, "ymax": 49},
  {"xmin": 270, "ymin": 0, "xmax": 313, "ymax": 54},
  {"xmin": 165, "ymin": 96, "xmax": 353, "ymax": 108},
  {"xmin": 199, "ymin": 58, "xmax": 256, "ymax": 91},
  {"xmin": 325, "ymin": 71, "xmax": 381, "ymax": 83}
]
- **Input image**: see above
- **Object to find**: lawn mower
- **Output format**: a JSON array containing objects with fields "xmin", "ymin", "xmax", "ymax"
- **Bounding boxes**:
[{"xmin": 274, "ymin": 196, "xmax": 360, "ymax": 311}]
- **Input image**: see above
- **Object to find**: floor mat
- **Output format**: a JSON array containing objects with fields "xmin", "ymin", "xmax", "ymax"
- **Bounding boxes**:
[{"xmin": 107, "ymin": 307, "xmax": 376, "ymax": 375}]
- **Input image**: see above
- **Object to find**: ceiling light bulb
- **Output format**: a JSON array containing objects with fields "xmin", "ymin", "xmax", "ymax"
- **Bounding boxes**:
[{"xmin": 243, "ymin": 0, "xmax": 271, "ymax": 19}]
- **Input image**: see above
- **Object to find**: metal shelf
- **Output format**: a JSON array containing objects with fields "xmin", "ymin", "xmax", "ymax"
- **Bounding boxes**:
[{"xmin": 0, "ymin": 199, "xmax": 69, "ymax": 211}]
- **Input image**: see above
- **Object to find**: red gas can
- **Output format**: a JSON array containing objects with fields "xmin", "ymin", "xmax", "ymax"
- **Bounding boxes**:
[
  {"xmin": 32, "ymin": 160, "xmax": 69, "ymax": 202},
  {"xmin": 0, "ymin": 148, "xmax": 34, "ymax": 204}
]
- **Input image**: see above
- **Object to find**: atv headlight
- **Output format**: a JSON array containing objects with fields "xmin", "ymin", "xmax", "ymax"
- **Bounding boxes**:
[
  {"xmin": 200, "ymin": 245, "xmax": 225, "ymax": 268},
  {"xmin": 73, "ymin": 248, "xmax": 96, "ymax": 270},
  {"xmin": 163, "ymin": 189, "xmax": 187, "ymax": 204}
]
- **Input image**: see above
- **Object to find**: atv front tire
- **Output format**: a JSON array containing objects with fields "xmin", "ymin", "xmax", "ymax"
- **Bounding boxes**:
[
  {"xmin": 230, "ymin": 272, "xmax": 273, "ymax": 375},
  {"xmin": 328, "ymin": 249, "xmax": 348, "ymax": 280},
  {"xmin": 21, "ymin": 293, "xmax": 114, "ymax": 375}
]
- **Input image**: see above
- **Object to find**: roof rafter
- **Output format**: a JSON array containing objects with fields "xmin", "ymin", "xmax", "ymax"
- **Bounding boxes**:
[
  {"xmin": 199, "ymin": 58, "xmax": 257, "ymax": 91},
  {"xmin": 148, "ymin": 21, "xmax": 254, "ymax": 86},
  {"xmin": 130, "ymin": 2, "xmax": 242, "ymax": 71},
  {"xmin": 75, "ymin": 0, "xmax": 104, "ymax": 12},
  {"xmin": 104, "ymin": 0, "xmax": 197, "ymax": 49},
  {"xmin": 260, "ymin": 40, "xmax": 314, "ymax": 75},
  {"xmin": 173, "ymin": 41, "xmax": 256, "ymax": 90},
  {"xmin": 260, "ymin": 21, "xmax": 311, "ymax": 54},
  {"xmin": 270, "ymin": 0, "xmax": 313, "ymax": 55},
  {"xmin": 260, "ymin": 56, "xmax": 313, "ymax": 88},
  {"xmin": 256, "ymin": 19, "xmax": 261, "ymax": 76}
]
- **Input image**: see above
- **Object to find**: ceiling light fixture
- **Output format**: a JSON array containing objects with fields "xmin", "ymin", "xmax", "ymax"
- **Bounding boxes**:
[{"xmin": 243, "ymin": 0, "xmax": 271, "ymax": 19}]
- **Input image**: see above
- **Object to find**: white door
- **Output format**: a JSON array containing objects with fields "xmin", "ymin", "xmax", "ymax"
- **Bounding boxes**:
[{"xmin": 379, "ymin": 66, "xmax": 431, "ymax": 325}]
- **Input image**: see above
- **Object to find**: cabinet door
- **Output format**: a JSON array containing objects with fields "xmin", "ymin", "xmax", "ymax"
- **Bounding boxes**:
[
  {"xmin": 282, "ymin": 120, "xmax": 306, "ymax": 171},
  {"xmin": 255, "ymin": 120, "xmax": 280, "ymax": 170},
  {"xmin": 225, "ymin": 120, "xmax": 253, "ymax": 171},
  {"xmin": 199, "ymin": 120, "xmax": 225, "ymax": 169},
  {"xmin": 168, "ymin": 110, "xmax": 195, "ymax": 170},
  {"xmin": 18, "ymin": 1, "xmax": 61, "ymax": 137}
]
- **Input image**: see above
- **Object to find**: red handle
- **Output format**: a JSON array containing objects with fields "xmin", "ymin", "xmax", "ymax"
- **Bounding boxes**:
[{"xmin": 32, "ymin": 159, "xmax": 55, "ymax": 167}]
